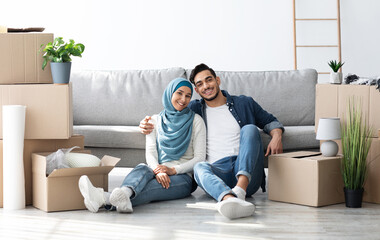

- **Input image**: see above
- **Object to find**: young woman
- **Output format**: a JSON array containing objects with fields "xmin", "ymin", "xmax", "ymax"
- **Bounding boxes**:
[{"xmin": 78, "ymin": 78, "xmax": 206, "ymax": 213}]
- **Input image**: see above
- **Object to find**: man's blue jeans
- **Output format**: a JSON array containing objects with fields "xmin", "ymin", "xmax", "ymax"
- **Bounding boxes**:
[
  {"xmin": 193, "ymin": 124, "xmax": 264, "ymax": 202},
  {"xmin": 120, "ymin": 163, "xmax": 193, "ymax": 206}
]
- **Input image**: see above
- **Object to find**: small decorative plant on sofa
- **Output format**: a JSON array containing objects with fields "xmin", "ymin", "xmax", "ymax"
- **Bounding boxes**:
[
  {"xmin": 328, "ymin": 60, "xmax": 344, "ymax": 84},
  {"xmin": 341, "ymin": 97, "xmax": 372, "ymax": 208},
  {"xmin": 40, "ymin": 37, "xmax": 85, "ymax": 84}
]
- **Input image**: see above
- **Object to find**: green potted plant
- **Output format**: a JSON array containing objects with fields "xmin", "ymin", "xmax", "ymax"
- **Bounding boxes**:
[
  {"xmin": 40, "ymin": 37, "xmax": 85, "ymax": 84},
  {"xmin": 328, "ymin": 60, "xmax": 344, "ymax": 84},
  {"xmin": 341, "ymin": 97, "xmax": 372, "ymax": 208}
]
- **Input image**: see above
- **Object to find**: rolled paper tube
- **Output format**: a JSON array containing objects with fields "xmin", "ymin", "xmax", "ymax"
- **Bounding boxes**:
[{"xmin": 2, "ymin": 105, "xmax": 26, "ymax": 210}]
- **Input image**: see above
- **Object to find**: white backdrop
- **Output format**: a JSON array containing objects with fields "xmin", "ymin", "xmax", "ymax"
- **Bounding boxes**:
[{"xmin": 1, "ymin": 0, "xmax": 379, "ymax": 79}]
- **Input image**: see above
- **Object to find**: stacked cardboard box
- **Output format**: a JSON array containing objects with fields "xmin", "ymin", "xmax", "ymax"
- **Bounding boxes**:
[
  {"xmin": 0, "ymin": 32, "xmax": 85, "ymax": 208},
  {"xmin": 322, "ymin": 138, "xmax": 380, "ymax": 204},
  {"xmin": 315, "ymin": 84, "xmax": 380, "ymax": 137},
  {"xmin": 0, "ymin": 33, "xmax": 53, "ymax": 84},
  {"xmin": 316, "ymin": 84, "xmax": 380, "ymax": 204}
]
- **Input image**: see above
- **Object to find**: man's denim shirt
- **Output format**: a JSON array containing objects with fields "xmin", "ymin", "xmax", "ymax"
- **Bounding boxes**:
[
  {"xmin": 188, "ymin": 90, "xmax": 284, "ymax": 133},
  {"xmin": 188, "ymin": 90, "xmax": 284, "ymax": 192}
]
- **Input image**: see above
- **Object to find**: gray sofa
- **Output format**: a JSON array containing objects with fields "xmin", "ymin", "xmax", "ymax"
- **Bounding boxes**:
[{"xmin": 71, "ymin": 67, "xmax": 319, "ymax": 167}]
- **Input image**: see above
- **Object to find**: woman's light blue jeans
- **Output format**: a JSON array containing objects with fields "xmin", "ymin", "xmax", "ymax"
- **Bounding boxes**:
[
  {"xmin": 193, "ymin": 124, "xmax": 265, "ymax": 202},
  {"xmin": 119, "ymin": 163, "xmax": 193, "ymax": 207}
]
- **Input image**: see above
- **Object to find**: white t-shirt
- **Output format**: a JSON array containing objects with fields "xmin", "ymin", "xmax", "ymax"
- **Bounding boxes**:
[{"xmin": 206, "ymin": 104, "xmax": 241, "ymax": 163}]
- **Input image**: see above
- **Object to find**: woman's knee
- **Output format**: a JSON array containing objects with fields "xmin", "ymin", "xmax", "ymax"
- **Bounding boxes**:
[
  {"xmin": 131, "ymin": 163, "xmax": 153, "ymax": 175},
  {"xmin": 135, "ymin": 163, "xmax": 150, "ymax": 170}
]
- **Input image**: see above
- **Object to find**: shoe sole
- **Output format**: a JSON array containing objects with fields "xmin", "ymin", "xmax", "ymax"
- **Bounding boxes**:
[
  {"xmin": 218, "ymin": 200, "xmax": 255, "ymax": 219},
  {"xmin": 79, "ymin": 176, "xmax": 100, "ymax": 213},
  {"xmin": 109, "ymin": 188, "xmax": 133, "ymax": 213}
]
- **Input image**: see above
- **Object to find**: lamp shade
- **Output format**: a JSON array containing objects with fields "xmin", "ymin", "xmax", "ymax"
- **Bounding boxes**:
[{"xmin": 316, "ymin": 118, "xmax": 341, "ymax": 140}]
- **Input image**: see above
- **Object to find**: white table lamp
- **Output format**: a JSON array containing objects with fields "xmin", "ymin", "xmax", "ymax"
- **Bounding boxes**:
[{"xmin": 316, "ymin": 118, "xmax": 341, "ymax": 157}]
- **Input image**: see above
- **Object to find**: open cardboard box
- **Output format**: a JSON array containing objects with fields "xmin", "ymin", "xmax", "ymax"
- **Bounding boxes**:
[
  {"xmin": 32, "ymin": 150, "xmax": 120, "ymax": 212},
  {"xmin": 0, "ymin": 135, "xmax": 84, "ymax": 207},
  {"xmin": 268, "ymin": 151, "xmax": 344, "ymax": 207}
]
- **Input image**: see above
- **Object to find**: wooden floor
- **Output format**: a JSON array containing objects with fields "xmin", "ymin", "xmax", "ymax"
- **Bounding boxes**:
[{"xmin": 1, "ymin": 168, "xmax": 380, "ymax": 240}]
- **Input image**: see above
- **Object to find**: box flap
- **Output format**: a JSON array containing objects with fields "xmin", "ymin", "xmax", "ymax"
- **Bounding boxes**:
[
  {"xmin": 101, "ymin": 155, "xmax": 121, "ymax": 167},
  {"xmin": 32, "ymin": 153, "xmax": 47, "ymax": 175},
  {"xmin": 271, "ymin": 151, "xmax": 322, "ymax": 159},
  {"xmin": 308, "ymin": 154, "xmax": 343, "ymax": 161}
]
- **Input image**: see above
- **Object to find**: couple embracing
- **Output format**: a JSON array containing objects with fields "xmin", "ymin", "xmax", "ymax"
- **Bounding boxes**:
[{"xmin": 78, "ymin": 63, "xmax": 284, "ymax": 219}]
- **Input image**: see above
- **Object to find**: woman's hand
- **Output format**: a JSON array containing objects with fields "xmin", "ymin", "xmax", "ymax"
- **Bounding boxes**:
[
  {"xmin": 153, "ymin": 165, "xmax": 177, "ymax": 175},
  {"xmin": 155, "ymin": 172, "xmax": 171, "ymax": 189}
]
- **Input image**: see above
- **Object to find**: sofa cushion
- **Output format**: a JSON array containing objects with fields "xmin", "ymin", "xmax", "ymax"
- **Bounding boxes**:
[
  {"xmin": 71, "ymin": 67, "xmax": 187, "ymax": 125},
  {"xmin": 74, "ymin": 125, "xmax": 145, "ymax": 149},
  {"xmin": 75, "ymin": 125, "xmax": 319, "ymax": 153},
  {"xmin": 186, "ymin": 69, "xmax": 317, "ymax": 126},
  {"xmin": 261, "ymin": 126, "xmax": 319, "ymax": 151}
]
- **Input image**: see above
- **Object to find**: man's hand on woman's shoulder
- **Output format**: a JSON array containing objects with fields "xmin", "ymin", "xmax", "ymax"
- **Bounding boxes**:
[{"xmin": 139, "ymin": 116, "xmax": 154, "ymax": 135}]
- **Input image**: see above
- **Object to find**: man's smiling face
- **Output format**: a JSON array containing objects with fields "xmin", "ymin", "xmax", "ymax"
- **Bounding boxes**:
[{"xmin": 194, "ymin": 70, "xmax": 221, "ymax": 102}]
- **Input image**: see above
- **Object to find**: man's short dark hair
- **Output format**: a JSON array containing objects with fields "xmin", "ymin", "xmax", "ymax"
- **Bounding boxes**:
[{"xmin": 189, "ymin": 63, "xmax": 216, "ymax": 85}]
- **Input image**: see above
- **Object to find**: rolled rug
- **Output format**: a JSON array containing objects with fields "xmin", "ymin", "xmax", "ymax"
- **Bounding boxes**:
[{"xmin": 2, "ymin": 105, "xmax": 26, "ymax": 210}]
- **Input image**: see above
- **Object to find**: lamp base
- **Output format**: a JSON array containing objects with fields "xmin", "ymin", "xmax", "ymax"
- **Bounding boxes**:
[{"xmin": 320, "ymin": 140, "xmax": 339, "ymax": 157}]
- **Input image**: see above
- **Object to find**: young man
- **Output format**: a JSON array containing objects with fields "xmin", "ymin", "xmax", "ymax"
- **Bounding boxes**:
[{"xmin": 140, "ymin": 63, "xmax": 284, "ymax": 219}]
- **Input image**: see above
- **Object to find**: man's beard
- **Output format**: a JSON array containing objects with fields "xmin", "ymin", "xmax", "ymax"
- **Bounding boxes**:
[{"xmin": 202, "ymin": 88, "xmax": 220, "ymax": 102}]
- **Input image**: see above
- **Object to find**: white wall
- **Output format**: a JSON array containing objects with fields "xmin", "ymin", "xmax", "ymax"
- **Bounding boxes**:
[
  {"xmin": 341, "ymin": 0, "xmax": 380, "ymax": 77},
  {"xmin": 1, "ymin": 0, "xmax": 379, "ymax": 78}
]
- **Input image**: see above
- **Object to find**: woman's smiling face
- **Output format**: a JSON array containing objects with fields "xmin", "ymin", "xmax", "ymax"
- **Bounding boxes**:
[{"xmin": 171, "ymin": 86, "xmax": 192, "ymax": 111}]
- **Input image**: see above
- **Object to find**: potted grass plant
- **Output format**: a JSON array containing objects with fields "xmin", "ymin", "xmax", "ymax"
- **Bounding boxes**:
[
  {"xmin": 328, "ymin": 60, "xmax": 344, "ymax": 84},
  {"xmin": 341, "ymin": 97, "xmax": 372, "ymax": 208},
  {"xmin": 40, "ymin": 37, "xmax": 85, "ymax": 84}
]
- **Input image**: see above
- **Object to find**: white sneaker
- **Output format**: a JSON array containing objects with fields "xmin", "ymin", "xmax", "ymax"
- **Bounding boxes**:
[
  {"xmin": 78, "ymin": 175, "xmax": 106, "ymax": 213},
  {"xmin": 217, "ymin": 197, "xmax": 255, "ymax": 219},
  {"xmin": 109, "ymin": 187, "xmax": 133, "ymax": 213}
]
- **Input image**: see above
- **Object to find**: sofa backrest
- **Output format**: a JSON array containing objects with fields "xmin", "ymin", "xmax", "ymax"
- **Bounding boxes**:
[
  {"xmin": 186, "ymin": 69, "xmax": 318, "ymax": 126},
  {"xmin": 71, "ymin": 68, "xmax": 186, "ymax": 125},
  {"xmin": 72, "ymin": 67, "xmax": 317, "ymax": 126}
]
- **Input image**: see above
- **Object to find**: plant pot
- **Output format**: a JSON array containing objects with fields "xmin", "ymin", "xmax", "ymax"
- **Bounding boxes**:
[
  {"xmin": 344, "ymin": 188, "xmax": 364, "ymax": 208},
  {"xmin": 330, "ymin": 72, "xmax": 342, "ymax": 84},
  {"xmin": 50, "ymin": 62, "xmax": 72, "ymax": 84}
]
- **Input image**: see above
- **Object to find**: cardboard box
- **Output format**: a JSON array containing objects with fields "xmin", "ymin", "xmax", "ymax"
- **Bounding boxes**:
[
  {"xmin": 315, "ymin": 84, "xmax": 380, "ymax": 137},
  {"xmin": 320, "ymin": 137, "xmax": 380, "ymax": 203},
  {"xmin": 0, "ymin": 135, "xmax": 84, "ymax": 207},
  {"xmin": 0, "ymin": 33, "xmax": 53, "ymax": 84},
  {"xmin": 268, "ymin": 151, "xmax": 344, "ymax": 207},
  {"xmin": 363, "ymin": 138, "xmax": 380, "ymax": 203},
  {"xmin": 0, "ymin": 83, "xmax": 73, "ymax": 139},
  {"xmin": 32, "ymin": 150, "xmax": 120, "ymax": 212},
  {"xmin": 321, "ymin": 138, "xmax": 380, "ymax": 203}
]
